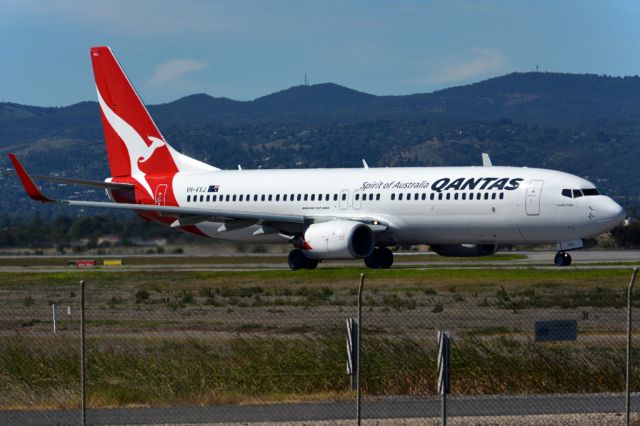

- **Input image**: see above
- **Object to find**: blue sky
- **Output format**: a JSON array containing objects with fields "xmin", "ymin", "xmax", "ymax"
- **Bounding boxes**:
[{"xmin": 1, "ymin": 0, "xmax": 638, "ymax": 106}]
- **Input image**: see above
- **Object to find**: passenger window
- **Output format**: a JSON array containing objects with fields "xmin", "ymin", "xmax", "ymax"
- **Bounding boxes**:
[
  {"xmin": 438, "ymin": 193, "xmax": 443, "ymax": 200},
  {"xmin": 430, "ymin": 193, "xmax": 435, "ymax": 201},
  {"xmin": 298, "ymin": 194, "xmax": 302, "ymax": 201},
  {"xmin": 562, "ymin": 189, "xmax": 572, "ymax": 198},
  {"xmin": 391, "ymin": 193, "xmax": 395, "ymax": 201},
  {"xmin": 399, "ymin": 193, "xmax": 403, "ymax": 201},
  {"xmin": 491, "ymin": 193, "xmax": 496, "ymax": 200},
  {"xmin": 225, "ymin": 195, "xmax": 230, "ymax": 202},
  {"xmin": 310, "ymin": 194, "xmax": 315, "ymax": 201},
  {"xmin": 261, "ymin": 194, "xmax": 265, "ymax": 201},
  {"xmin": 246, "ymin": 194, "xmax": 250, "ymax": 201},
  {"xmin": 283, "ymin": 194, "xmax": 287, "ymax": 201},
  {"xmin": 187, "ymin": 195, "xmax": 191, "ymax": 202},
  {"xmin": 499, "ymin": 193, "xmax": 504, "ymax": 200},
  {"xmin": 414, "ymin": 193, "xmax": 419, "ymax": 200},
  {"xmin": 238, "ymin": 195, "xmax": 243, "ymax": 202},
  {"xmin": 462, "ymin": 193, "xmax": 466, "ymax": 200},
  {"xmin": 484, "ymin": 193, "xmax": 489, "ymax": 200},
  {"xmin": 232, "ymin": 195, "xmax": 237, "ymax": 202},
  {"xmin": 334, "ymin": 194, "xmax": 338, "ymax": 201},
  {"xmin": 446, "ymin": 193, "xmax": 450, "ymax": 200},
  {"xmin": 326, "ymin": 194, "xmax": 330, "ymax": 200},
  {"xmin": 205, "ymin": 195, "xmax": 209, "ymax": 202},
  {"xmin": 454, "ymin": 193, "xmax": 459, "ymax": 200},
  {"xmin": 254, "ymin": 194, "xmax": 258, "ymax": 202},
  {"xmin": 341, "ymin": 193, "xmax": 346, "ymax": 201},
  {"xmin": 318, "ymin": 194, "xmax": 322, "ymax": 201},
  {"xmin": 573, "ymin": 189, "xmax": 583, "ymax": 198},
  {"xmin": 376, "ymin": 194, "xmax": 380, "ymax": 201},
  {"xmin": 421, "ymin": 193, "xmax": 426, "ymax": 200},
  {"xmin": 212, "ymin": 195, "xmax": 217, "ymax": 202},
  {"xmin": 469, "ymin": 193, "xmax": 474, "ymax": 200},
  {"xmin": 370, "ymin": 194, "xmax": 374, "ymax": 201},
  {"xmin": 304, "ymin": 194, "xmax": 308, "ymax": 201},
  {"xmin": 200, "ymin": 195, "xmax": 204, "ymax": 202}
]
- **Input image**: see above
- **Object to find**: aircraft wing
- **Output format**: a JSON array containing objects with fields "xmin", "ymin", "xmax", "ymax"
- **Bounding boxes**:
[
  {"xmin": 9, "ymin": 153, "xmax": 306, "ymax": 226},
  {"xmin": 10, "ymin": 153, "xmax": 388, "ymax": 232}
]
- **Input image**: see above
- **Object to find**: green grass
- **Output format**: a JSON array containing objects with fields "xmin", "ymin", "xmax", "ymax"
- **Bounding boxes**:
[{"xmin": 1, "ymin": 335, "xmax": 637, "ymax": 409}]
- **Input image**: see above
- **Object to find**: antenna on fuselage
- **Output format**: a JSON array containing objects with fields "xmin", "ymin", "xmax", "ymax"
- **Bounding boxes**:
[
  {"xmin": 482, "ymin": 153, "xmax": 493, "ymax": 167},
  {"xmin": 238, "ymin": 165, "xmax": 242, "ymax": 170},
  {"xmin": 362, "ymin": 159, "xmax": 369, "ymax": 169}
]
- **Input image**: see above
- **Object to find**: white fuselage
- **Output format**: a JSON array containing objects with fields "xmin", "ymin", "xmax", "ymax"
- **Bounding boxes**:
[{"xmin": 167, "ymin": 166, "xmax": 625, "ymax": 246}]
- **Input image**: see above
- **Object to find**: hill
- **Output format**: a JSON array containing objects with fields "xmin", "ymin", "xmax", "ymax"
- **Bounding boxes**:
[{"xmin": 0, "ymin": 71, "xmax": 639, "ymax": 217}]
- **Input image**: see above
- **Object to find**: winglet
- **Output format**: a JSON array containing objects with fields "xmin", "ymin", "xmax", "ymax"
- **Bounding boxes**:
[{"xmin": 8, "ymin": 154, "xmax": 54, "ymax": 203}]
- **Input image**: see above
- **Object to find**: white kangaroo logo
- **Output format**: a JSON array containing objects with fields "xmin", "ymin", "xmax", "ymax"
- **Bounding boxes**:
[{"xmin": 97, "ymin": 88, "xmax": 167, "ymax": 198}]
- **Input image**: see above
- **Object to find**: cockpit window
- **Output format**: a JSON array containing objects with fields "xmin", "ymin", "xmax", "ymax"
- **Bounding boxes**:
[
  {"xmin": 562, "ymin": 189, "xmax": 572, "ymax": 198},
  {"xmin": 572, "ymin": 189, "xmax": 583, "ymax": 198},
  {"xmin": 582, "ymin": 188, "xmax": 599, "ymax": 196}
]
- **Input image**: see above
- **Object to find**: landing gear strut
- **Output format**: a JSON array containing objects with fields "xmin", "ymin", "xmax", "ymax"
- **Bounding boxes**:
[
  {"xmin": 364, "ymin": 247, "xmax": 394, "ymax": 269},
  {"xmin": 288, "ymin": 249, "xmax": 318, "ymax": 270},
  {"xmin": 554, "ymin": 251, "xmax": 572, "ymax": 267}
]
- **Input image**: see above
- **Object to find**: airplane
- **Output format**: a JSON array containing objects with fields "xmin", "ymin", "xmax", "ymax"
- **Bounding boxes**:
[{"xmin": 9, "ymin": 46, "xmax": 626, "ymax": 269}]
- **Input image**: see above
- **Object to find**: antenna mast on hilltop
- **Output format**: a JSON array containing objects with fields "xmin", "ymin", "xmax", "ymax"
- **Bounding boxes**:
[{"xmin": 304, "ymin": 74, "xmax": 309, "ymax": 86}]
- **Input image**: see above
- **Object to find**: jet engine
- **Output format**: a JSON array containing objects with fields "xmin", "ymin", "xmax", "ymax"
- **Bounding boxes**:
[
  {"xmin": 430, "ymin": 243, "xmax": 498, "ymax": 257},
  {"xmin": 303, "ymin": 220, "xmax": 375, "ymax": 259}
]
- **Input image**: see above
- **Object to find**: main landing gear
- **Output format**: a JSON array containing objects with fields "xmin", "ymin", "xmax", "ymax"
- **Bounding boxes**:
[
  {"xmin": 288, "ymin": 249, "xmax": 318, "ymax": 270},
  {"xmin": 554, "ymin": 251, "xmax": 572, "ymax": 267},
  {"xmin": 364, "ymin": 247, "xmax": 394, "ymax": 269}
]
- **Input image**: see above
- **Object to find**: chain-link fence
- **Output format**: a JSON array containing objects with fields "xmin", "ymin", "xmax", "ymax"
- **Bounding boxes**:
[{"xmin": 1, "ymin": 265, "xmax": 639, "ymax": 424}]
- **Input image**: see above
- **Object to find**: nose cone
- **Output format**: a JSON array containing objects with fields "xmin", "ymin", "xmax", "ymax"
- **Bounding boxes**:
[{"xmin": 589, "ymin": 197, "xmax": 625, "ymax": 225}]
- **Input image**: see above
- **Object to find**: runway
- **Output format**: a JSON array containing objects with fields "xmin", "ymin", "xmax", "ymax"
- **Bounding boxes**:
[
  {"xmin": 0, "ymin": 250, "xmax": 638, "ymax": 273},
  {"xmin": 2, "ymin": 393, "xmax": 638, "ymax": 425}
]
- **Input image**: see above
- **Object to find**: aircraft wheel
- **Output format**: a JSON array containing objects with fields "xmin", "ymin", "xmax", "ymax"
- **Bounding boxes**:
[
  {"xmin": 288, "ymin": 249, "xmax": 307, "ymax": 270},
  {"xmin": 554, "ymin": 252, "xmax": 572, "ymax": 267},
  {"xmin": 364, "ymin": 249, "xmax": 380, "ymax": 269},
  {"xmin": 378, "ymin": 247, "xmax": 394, "ymax": 269},
  {"xmin": 304, "ymin": 257, "xmax": 319, "ymax": 269},
  {"xmin": 364, "ymin": 247, "xmax": 394, "ymax": 269}
]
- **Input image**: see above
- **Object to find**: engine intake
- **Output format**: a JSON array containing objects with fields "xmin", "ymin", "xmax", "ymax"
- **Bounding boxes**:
[{"xmin": 303, "ymin": 220, "xmax": 375, "ymax": 259}]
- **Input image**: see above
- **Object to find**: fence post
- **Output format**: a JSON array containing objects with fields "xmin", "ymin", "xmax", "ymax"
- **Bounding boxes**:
[
  {"xmin": 357, "ymin": 273, "xmax": 365, "ymax": 426},
  {"xmin": 52, "ymin": 303, "xmax": 57, "ymax": 334},
  {"xmin": 80, "ymin": 280, "xmax": 86, "ymax": 426},
  {"xmin": 626, "ymin": 267, "xmax": 638, "ymax": 426}
]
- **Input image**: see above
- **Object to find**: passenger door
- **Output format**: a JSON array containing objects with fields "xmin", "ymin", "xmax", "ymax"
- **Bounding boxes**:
[{"xmin": 525, "ymin": 180, "xmax": 544, "ymax": 216}]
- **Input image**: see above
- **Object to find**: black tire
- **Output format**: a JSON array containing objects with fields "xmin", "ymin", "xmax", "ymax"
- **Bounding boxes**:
[
  {"xmin": 364, "ymin": 249, "xmax": 380, "ymax": 269},
  {"xmin": 303, "ymin": 257, "xmax": 319, "ymax": 269},
  {"xmin": 554, "ymin": 253, "xmax": 565, "ymax": 266},
  {"xmin": 378, "ymin": 247, "xmax": 394, "ymax": 269},
  {"xmin": 288, "ymin": 249, "xmax": 306, "ymax": 270},
  {"xmin": 563, "ymin": 253, "xmax": 572, "ymax": 266}
]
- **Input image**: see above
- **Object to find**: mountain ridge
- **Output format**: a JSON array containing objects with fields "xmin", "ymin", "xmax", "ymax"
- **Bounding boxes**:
[{"xmin": 1, "ymin": 71, "xmax": 639, "ymax": 216}]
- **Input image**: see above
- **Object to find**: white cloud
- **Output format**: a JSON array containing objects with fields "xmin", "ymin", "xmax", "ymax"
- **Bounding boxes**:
[
  {"xmin": 147, "ymin": 59, "xmax": 207, "ymax": 87},
  {"xmin": 427, "ymin": 48, "xmax": 506, "ymax": 84}
]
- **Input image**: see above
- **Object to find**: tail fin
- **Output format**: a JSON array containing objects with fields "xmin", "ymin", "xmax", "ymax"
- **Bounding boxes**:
[{"xmin": 90, "ymin": 46, "xmax": 216, "ymax": 181}]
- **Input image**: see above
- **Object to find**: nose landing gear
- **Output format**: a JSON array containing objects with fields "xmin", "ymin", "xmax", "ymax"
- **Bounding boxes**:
[{"xmin": 554, "ymin": 251, "xmax": 572, "ymax": 267}]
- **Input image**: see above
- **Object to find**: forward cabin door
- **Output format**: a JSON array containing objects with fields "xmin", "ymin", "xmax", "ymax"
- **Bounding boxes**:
[{"xmin": 525, "ymin": 180, "xmax": 544, "ymax": 216}]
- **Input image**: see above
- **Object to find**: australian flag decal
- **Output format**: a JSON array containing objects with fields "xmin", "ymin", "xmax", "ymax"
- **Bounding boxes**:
[{"xmin": 208, "ymin": 185, "xmax": 220, "ymax": 193}]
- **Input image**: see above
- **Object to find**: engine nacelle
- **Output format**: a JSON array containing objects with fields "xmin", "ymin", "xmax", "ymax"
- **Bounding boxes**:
[
  {"xmin": 430, "ymin": 243, "xmax": 498, "ymax": 257},
  {"xmin": 303, "ymin": 220, "xmax": 375, "ymax": 259}
]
